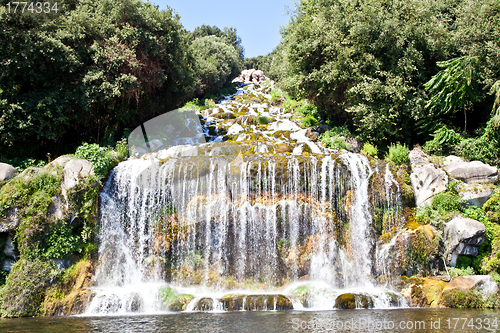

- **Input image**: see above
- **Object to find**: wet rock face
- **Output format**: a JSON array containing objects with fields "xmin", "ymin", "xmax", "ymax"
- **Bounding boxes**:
[
  {"xmin": 334, "ymin": 293, "xmax": 374, "ymax": 309},
  {"xmin": 167, "ymin": 294, "xmax": 194, "ymax": 311},
  {"xmin": 191, "ymin": 294, "xmax": 294, "ymax": 312},
  {"xmin": 194, "ymin": 297, "xmax": 214, "ymax": 311},
  {"xmin": 444, "ymin": 216, "xmax": 486, "ymax": 266},
  {"xmin": 220, "ymin": 295, "xmax": 245, "ymax": 311}
]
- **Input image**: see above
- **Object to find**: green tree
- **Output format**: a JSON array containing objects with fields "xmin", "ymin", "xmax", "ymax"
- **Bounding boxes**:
[
  {"xmin": 0, "ymin": 0, "xmax": 194, "ymax": 158},
  {"xmin": 274, "ymin": 0, "xmax": 458, "ymax": 145},
  {"xmin": 424, "ymin": 56, "xmax": 479, "ymax": 133},
  {"xmin": 244, "ymin": 56, "xmax": 264, "ymax": 70},
  {"xmin": 190, "ymin": 35, "xmax": 240, "ymax": 96},
  {"xmin": 190, "ymin": 24, "xmax": 245, "ymax": 61}
]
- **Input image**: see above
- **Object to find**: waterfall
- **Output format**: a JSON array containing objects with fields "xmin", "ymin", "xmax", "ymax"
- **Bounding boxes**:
[{"xmin": 85, "ymin": 84, "xmax": 408, "ymax": 314}]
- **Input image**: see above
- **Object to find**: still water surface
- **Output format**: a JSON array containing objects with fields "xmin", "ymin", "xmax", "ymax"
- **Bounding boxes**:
[{"xmin": 1, "ymin": 309, "xmax": 499, "ymax": 333}]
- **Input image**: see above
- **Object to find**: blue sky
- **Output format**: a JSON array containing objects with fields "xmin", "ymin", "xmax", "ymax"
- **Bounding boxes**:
[{"xmin": 152, "ymin": 0, "xmax": 294, "ymax": 58}]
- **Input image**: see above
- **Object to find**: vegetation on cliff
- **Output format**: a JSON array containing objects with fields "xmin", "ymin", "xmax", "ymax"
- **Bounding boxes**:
[{"xmin": 0, "ymin": 141, "xmax": 125, "ymax": 317}]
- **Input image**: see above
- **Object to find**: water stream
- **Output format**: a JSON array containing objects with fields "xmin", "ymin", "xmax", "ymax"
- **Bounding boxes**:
[{"xmin": 85, "ymin": 83, "xmax": 408, "ymax": 315}]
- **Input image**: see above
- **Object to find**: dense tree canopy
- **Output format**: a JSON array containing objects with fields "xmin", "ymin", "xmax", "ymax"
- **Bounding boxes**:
[
  {"xmin": 0, "ymin": 0, "xmax": 243, "ymax": 159},
  {"xmin": 190, "ymin": 35, "xmax": 240, "ymax": 96},
  {"xmin": 190, "ymin": 24, "xmax": 245, "ymax": 61},
  {"xmin": 265, "ymin": 0, "xmax": 500, "ymax": 147}
]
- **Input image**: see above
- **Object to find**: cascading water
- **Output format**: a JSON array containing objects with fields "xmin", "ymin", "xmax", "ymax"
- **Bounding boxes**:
[{"xmin": 85, "ymin": 83, "xmax": 408, "ymax": 315}]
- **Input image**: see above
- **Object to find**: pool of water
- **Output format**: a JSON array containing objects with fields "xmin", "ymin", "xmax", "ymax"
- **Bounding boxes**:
[{"xmin": 1, "ymin": 309, "xmax": 499, "ymax": 333}]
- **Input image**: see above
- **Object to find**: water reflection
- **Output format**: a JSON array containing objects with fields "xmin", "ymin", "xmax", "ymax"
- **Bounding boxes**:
[{"xmin": 1, "ymin": 309, "xmax": 499, "ymax": 333}]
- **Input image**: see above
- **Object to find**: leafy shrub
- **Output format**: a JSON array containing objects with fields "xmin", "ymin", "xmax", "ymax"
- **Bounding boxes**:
[
  {"xmin": 448, "ymin": 266, "xmax": 476, "ymax": 278},
  {"xmin": 296, "ymin": 103, "xmax": 318, "ymax": 117},
  {"xmin": 301, "ymin": 114, "xmax": 319, "ymax": 127},
  {"xmin": 281, "ymin": 96, "xmax": 302, "ymax": 113},
  {"xmin": 319, "ymin": 127, "xmax": 354, "ymax": 150},
  {"xmin": 0, "ymin": 259, "xmax": 59, "ymax": 317},
  {"xmin": 321, "ymin": 135, "xmax": 347, "ymax": 150},
  {"xmin": 457, "ymin": 136, "xmax": 499, "ymax": 166},
  {"xmin": 43, "ymin": 224, "xmax": 81, "ymax": 259},
  {"xmin": 455, "ymin": 120, "xmax": 500, "ymax": 166},
  {"xmin": 67, "ymin": 176, "xmax": 102, "ymax": 256},
  {"xmin": 423, "ymin": 126, "xmax": 463, "ymax": 156},
  {"xmin": 115, "ymin": 138, "xmax": 128, "ymax": 160},
  {"xmin": 270, "ymin": 88, "xmax": 283, "ymax": 105},
  {"xmin": 441, "ymin": 290, "xmax": 485, "ymax": 309},
  {"xmin": 361, "ymin": 143, "xmax": 378, "ymax": 158},
  {"xmin": 415, "ymin": 205, "xmax": 440, "ymax": 228},
  {"xmin": 2, "ymin": 172, "xmax": 61, "ymax": 258},
  {"xmin": 184, "ymin": 98, "xmax": 204, "ymax": 110},
  {"xmin": 190, "ymin": 35, "xmax": 240, "ymax": 96},
  {"xmin": 431, "ymin": 191, "xmax": 461, "ymax": 213},
  {"xmin": 0, "ymin": 0, "xmax": 194, "ymax": 159},
  {"xmin": 415, "ymin": 182, "xmax": 462, "ymax": 229},
  {"xmin": 75, "ymin": 142, "xmax": 115, "ymax": 178},
  {"xmin": 385, "ymin": 143, "xmax": 409, "ymax": 165}
]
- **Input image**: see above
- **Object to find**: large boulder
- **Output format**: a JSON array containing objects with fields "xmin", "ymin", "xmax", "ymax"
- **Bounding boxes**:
[
  {"xmin": 0, "ymin": 163, "xmax": 18, "ymax": 181},
  {"xmin": 401, "ymin": 278, "xmax": 447, "ymax": 307},
  {"xmin": 444, "ymin": 216, "xmax": 486, "ymax": 266},
  {"xmin": 409, "ymin": 147, "xmax": 430, "ymax": 166},
  {"xmin": 334, "ymin": 293, "xmax": 374, "ymax": 309},
  {"xmin": 62, "ymin": 159, "xmax": 93, "ymax": 193},
  {"xmin": 409, "ymin": 147, "xmax": 448, "ymax": 206},
  {"xmin": 411, "ymin": 164, "xmax": 448, "ymax": 206},
  {"xmin": 455, "ymin": 183, "xmax": 495, "ymax": 208},
  {"xmin": 441, "ymin": 275, "xmax": 499, "ymax": 300},
  {"xmin": 444, "ymin": 156, "xmax": 498, "ymax": 185},
  {"xmin": 46, "ymin": 155, "xmax": 74, "ymax": 169}
]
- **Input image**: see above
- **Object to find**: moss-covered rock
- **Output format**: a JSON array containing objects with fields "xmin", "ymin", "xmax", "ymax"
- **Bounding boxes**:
[
  {"xmin": 244, "ymin": 295, "xmax": 272, "ymax": 311},
  {"xmin": 194, "ymin": 297, "xmax": 214, "ymax": 311},
  {"xmin": 401, "ymin": 278, "xmax": 446, "ymax": 307},
  {"xmin": 275, "ymin": 295, "xmax": 294, "ymax": 310},
  {"xmin": 484, "ymin": 190, "xmax": 500, "ymax": 223},
  {"xmin": 42, "ymin": 259, "xmax": 95, "ymax": 316},
  {"xmin": 168, "ymin": 294, "xmax": 194, "ymax": 311},
  {"xmin": 403, "ymin": 224, "xmax": 440, "ymax": 276},
  {"xmin": 334, "ymin": 293, "xmax": 356, "ymax": 309},
  {"xmin": 0, "ymin": 259, "xmax": 59, "ymax": 317},
  {"xmin": 289, "ymin": 285, "xmax": 315, "ymax": 308}
]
